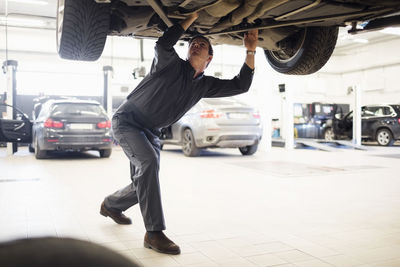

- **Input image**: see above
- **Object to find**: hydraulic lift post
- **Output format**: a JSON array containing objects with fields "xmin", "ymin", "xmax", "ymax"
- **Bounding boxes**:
[
  {"xmin": 103, "ymin": 65, "xmax": 113, "ymax": 119},
  {"xmin": 2, "ymin": 60, "xmax": 18, "ymax": 155}
]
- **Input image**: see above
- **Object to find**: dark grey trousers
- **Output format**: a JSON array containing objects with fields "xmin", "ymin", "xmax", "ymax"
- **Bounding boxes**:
[{"xmin": 104, "ymin": 115, "xmax": 165, "ymax": 231}]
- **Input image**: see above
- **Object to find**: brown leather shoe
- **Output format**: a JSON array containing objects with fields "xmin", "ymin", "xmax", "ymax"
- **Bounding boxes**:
[
  {"xmin": 100, "ymin": 201, "xmax": 132, "ymax": 225},
  {"xmin": 144, "ymin": 231, "xmax": 180, "ymax": 255}
]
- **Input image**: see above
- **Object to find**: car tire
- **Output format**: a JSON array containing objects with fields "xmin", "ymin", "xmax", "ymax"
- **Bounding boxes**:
[
  {"xmin": 99, "ymin": 149, "xmax": 112, "ymax": 158},
  {"xmin": 239, "ymin": 144, "xmax": 258, "ymax": 156},
  {"xmin": 324, "ymin": 127, "xmax": 335, "ymax": 141},
  {"xmin": 57, "ymin": 0, "xmax": 110, "ymax": 61},
  {"xmin": 182, "ymin": 129, "xmax": 200, "ymax": 157},
  {"xmin": 28, "ymin": 143, "xmax": 35, "ymax": 153},
  {"xmin": 264, "ymin": 26, "xmax": 338, "ymax": 75},
  {"xmin": 376, "ymin": 128, "xmax": 394, "ymax": 146},
  {"xmin": 35, "ymin": 137, "xmax": 47, "ymax": 159}
]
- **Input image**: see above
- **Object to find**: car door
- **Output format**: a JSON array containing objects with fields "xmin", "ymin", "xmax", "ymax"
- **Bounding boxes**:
[
  {"xmin": 333, "ymin": 111, "xmax": 353, "ymax": 139},
  {"xmin": 0, "ymin": 104, "xmax": 32, "ymax": 143},
  {"xmin": 361, "ymin": 106, "xmax": 376, "ymax": 138}
]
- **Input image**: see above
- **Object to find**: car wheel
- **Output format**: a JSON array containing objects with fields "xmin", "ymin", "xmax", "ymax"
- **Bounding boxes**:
[
  {"xmin": 99, "ymin": 149, "xmax": 112, "ymax": 158},
  {"xmin": 239, "ymin": 144, "xmax": 258, "ymax": 156},
  {"xmin": 264, "ymin": 26, "xmax": 338, "ymax": 75},
  {"xmin": 182, "ymin": 129, "xmax": 200, "ymax": 157},
  {"xmin": 324, "ymin": 127, "xmax": 335, "ymax": 141},
  {"xmin": 28, "ymin": 143, "xmax": 35, "ymax": 153},
  {"xmin": 57, "ymin": 0, "xmax": 110, "ymax": 61},
  {"xmin": 376, "ymin": 128, "xmax": 394, "ymax": 146},
  {"xmin": 34, "ymin": 137, "xmax": 47, "ymax": 159}
]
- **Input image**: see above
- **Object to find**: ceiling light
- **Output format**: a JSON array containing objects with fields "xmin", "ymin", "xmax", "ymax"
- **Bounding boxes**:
[
  {"xmin": 7, "ymin": 0, "xmax": 48, "ymax": 5},
  {"xmin": 380, "ymin": 27, "xmax": 400, "ymax": 36}
]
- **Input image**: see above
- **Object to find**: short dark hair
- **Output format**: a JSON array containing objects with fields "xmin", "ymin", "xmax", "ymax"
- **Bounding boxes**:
[{"xmin": 188, "ymin": 35, "xmax": 213, "ymax": 56}]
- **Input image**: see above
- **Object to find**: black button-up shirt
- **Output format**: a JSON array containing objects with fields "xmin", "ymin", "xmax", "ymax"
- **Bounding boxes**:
[{"xmin": 116, "ymin": 24, "xmax": 254, "ymax": 130}]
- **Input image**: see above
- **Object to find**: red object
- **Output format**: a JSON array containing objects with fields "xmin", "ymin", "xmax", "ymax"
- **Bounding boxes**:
[
  {"xmin": 44, "ymin": 118, "xmax": 64, "ymax": 128},
  {"xmin": 253, "ymin": 111, "xmax": 261, "ymax": 119},
  {"xmin": 398, "ymin": 118, "xmax": 400, "ymax": 124},
  {"xmin": 200, "ymin": 109, "xmax": 221, "ymax": 119},
  {"xmin": 97, "ymin": 120, "xmax": 111, "ymax": 129},
  {"xmin": 102, "ymin": 138, "xmax": 112, "ymax": 142},
  {"xmin": 46, "ymin": 139, "xmax": 59, "ymax": 142}
]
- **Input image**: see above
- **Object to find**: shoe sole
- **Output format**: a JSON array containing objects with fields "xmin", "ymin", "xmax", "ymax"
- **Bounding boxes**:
[{"xmin": 143, "ymin": 241, "xmax": 180, "ymax": 255}]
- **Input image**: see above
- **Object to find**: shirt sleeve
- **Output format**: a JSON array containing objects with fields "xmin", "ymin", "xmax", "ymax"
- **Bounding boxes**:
[
  {"xmin": 150, "ymin": 24, "xmax": 185, "ymax": 75},
  {"xmin": 203, "ymin": 64, "xmax": 255, "ymax": 98}
]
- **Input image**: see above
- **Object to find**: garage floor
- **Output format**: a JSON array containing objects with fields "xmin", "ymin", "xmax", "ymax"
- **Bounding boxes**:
[{"xmin": 1, "ymin": 145, "xmax": 400, "ymax": 267}]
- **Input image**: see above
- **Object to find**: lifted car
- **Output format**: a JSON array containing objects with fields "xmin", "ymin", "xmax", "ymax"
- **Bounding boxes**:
[{"xmin": 57, "ymin": 0, "xmax": 400, "ymax": 75}]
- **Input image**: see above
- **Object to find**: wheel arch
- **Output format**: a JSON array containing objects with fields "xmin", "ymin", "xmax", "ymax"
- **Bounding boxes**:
[{"xmin": 181, "ymin": 126, "xmax": 200, "ymax": 146}]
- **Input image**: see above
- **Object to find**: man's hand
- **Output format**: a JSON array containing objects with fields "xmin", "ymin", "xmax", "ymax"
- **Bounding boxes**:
[
  {"xmin": 244, "ymin": 29, "xmax": 258, "ymax": 70},
  {"xmin": 180, "ymin": 12, "xmax": 199, "ymax": 31},
  {"xmin": 244, "ymin": 29, "xmax": 258, "ymax": 51}
]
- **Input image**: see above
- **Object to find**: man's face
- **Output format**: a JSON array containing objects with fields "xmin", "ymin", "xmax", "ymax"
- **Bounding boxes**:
[{"xmin": 188, "ymin": 37, "xmax": 212, "ymax": 70}]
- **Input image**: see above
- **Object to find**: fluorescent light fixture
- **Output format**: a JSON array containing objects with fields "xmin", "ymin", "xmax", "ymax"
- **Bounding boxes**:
[
  {"xmin": 380, "ymin": 27, "xmax": 400, "ymax": 36},
  {"xmin": 7, "ymin": 0, "xmax": 48, "ymax": 5}
]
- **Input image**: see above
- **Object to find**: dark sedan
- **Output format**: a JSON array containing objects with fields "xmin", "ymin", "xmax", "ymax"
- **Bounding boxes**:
[
  {"xmin": 29, "ymin": 99, "xmax": 113, "ymax": 159},
  {"xmin": 333, "ymin": 105, "xmax": 400, "ymax": 146}
]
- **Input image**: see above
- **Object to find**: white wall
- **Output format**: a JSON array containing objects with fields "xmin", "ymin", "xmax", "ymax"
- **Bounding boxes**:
[{"xmin": 1, "ymin": 26, "xmax": 400, "ymax": 117}]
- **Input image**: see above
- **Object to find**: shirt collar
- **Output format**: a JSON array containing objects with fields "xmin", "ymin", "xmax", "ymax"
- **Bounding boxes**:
[{"xmin": 186, "ymin": 60, "xmax": 204, "ymax": 80}]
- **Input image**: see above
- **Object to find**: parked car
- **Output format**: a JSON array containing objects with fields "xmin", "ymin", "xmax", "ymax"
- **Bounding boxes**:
[
  {"xmin": 57, "ymin": 0, "xmax": 400, "ymax": 75},
  {"xmin": 160, "ymin": 97, "xmax": 262, "ymax": 156},
  {"xmin": 294, "ymin": 102, "xmax": 349, "ymax": 140},
  {"xmin": 30, "ymin": 99, "xmax": 113, "ymax": 159},
  {"xmin": 0, "ymin": 99, "xmax": 113, "ymax": 159},
  {"xmin": 332, "ymin": 104, "xmax": 400, "ymax": 146}
]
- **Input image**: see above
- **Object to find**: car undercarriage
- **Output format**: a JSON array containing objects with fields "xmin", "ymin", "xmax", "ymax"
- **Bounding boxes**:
[{"xmin": 57, "ymin": 0, "xmax": 400, "ymax": 74}]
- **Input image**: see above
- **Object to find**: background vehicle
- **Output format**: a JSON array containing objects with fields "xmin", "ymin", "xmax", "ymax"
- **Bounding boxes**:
[
  {"xmin": 160, "ymin": 97, "xmax": 262, "ymax": 157},
  {"xmin": 332, "ymin": 104, "xmax": 400, "ymax": 146},
  {"xmin": 0, "ymin": 103, "xmax": 32, "ymax": 145},
  {"xmin": 31, "ymin": 99, "xmax": 113, "ymax": 159},
  {"xmin": 57, "ymin": 0, "xmax": 400, "ymax": 75},
  {"xmin": 294, "ymin": 102, "xmax": 349, "ymax": 140}
]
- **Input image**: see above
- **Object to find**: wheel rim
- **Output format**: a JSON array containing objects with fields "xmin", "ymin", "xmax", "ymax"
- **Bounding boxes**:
[
  {"xmin": 182, "ymin": 130, "xmax": 193, "ymax": 155},
  {"xmin": 325, "ymin": 129, "xmax": 334, "ymax": 141},
  {"xmin": 269, "ymin": 29, "xmax": 307, "ymax": 63},
  {"xmin": 377, "ymin": 131, "xmax": 390, "ymax": 145},
  {"xmin": 56, "ymin": 0, "xmax": 65, "ymax": 53}
]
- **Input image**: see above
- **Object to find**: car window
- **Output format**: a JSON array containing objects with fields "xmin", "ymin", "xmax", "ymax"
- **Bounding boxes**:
[
  {"xmin": 361, "ymin": 106, "xmax": 394, "ymax": 117},
  {"xmin": 383, "ymin": 106, "xmax": 392, "ymax": 116},
  {"xmin": 36, "ymin": 101, "xmax": 51, "ymax": 121},
  {"xmin": 50, "ymin": 103, "xmax": 106, "ymax": 117}
]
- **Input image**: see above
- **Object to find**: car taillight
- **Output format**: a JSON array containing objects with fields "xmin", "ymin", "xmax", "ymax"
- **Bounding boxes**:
[
  {"xmin": 97, "ymin": 120, "xmax": 111, "ymax": 129},
  {"xmin": 253, "ymin": 111, "xmax": 261, "ymax": 119},
  {"xmin": 44, "ymin": 118, "xmax": 64, "ymax": 128},
  {"xmin": 200, "ymin": 109, "xmax": 221, "ymax": 119}
]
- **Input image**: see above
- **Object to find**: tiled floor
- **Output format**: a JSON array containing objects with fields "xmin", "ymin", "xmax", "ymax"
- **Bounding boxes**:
[{"xmin": 1, "ymin": 144, "xmax": 400, "ymax": 266}]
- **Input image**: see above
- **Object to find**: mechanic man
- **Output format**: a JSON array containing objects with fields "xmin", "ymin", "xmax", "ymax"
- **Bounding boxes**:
[{"xmin": 100, "ymin": 12, "xmax": 258, "ymax": 255}]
